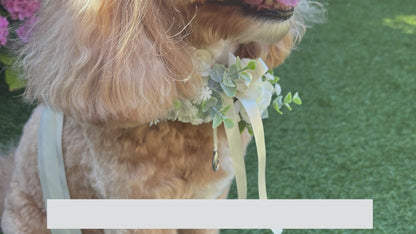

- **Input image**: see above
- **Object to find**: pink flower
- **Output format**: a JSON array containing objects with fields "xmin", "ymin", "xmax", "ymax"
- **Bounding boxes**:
[
  {"xmin": 1, "ymin": 0, "xmax": 41, "ymax": 20},
  {"xmin": 16, "ymin": 16, "xmax": 37, "ymax": 43},
  {"xmin": 0, "ymin": 16, "xmax": 9, "ymax": 46}
]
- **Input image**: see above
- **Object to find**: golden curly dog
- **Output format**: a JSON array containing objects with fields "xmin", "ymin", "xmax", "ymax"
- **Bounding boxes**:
[{"xmin": 1, "ymin": 0, "xmax": 322, "ymax": 233}]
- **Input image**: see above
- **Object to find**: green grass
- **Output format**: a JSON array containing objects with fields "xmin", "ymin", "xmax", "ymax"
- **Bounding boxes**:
[{"xmin": 1, "ymin": 0, "xmax": 416, "ymax": 233}]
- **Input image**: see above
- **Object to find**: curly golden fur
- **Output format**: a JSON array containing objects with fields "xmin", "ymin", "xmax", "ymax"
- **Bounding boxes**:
[{"xmin": 1, "ymin": 0, "xmax": 323, "ymax": 233}]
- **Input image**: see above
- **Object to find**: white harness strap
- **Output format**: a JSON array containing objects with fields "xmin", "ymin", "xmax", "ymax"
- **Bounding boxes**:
[{"xmin": 38, "ymin": 105, "xmax": 82, "ymax": 234}]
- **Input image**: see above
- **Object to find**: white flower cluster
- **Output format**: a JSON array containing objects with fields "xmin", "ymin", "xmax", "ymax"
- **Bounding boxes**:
[{"xmin": 167, "ymin": 99, "xmax": 203, "ymax": 125}]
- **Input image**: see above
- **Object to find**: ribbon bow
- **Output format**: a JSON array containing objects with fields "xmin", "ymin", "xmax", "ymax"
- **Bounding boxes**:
[{"xmin": 222, "ymin": 54, "xmax": 270, "ymax": 200}]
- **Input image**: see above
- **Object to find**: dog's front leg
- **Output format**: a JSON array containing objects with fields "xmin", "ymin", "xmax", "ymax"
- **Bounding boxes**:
[{"xmin": 1, "ymin": 182, "xmax": 48, "ymax": 234}]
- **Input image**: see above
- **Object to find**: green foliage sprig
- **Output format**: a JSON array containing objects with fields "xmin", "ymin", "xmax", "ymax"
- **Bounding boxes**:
[{"xmin": 167, "ymin": 56, "xmax": 302, "ymax": 132}]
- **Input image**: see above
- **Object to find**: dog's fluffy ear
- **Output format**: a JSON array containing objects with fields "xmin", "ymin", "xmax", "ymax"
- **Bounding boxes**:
[
  {"xmin": 264, "ymin": 34, "xmax": 295, "ymax": 68},
  {"xmin": 235, "ymin": 34, "xmax": 294, "ymax": 69},
  {"xmin": 22, "ymin": 0, "xmax": 199, "ymax": 126}
]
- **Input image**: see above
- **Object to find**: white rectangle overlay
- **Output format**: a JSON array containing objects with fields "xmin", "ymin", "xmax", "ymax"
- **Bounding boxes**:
[{"xmin": 47, "ymin": 199, "xmax": 373, "ymax": 229}]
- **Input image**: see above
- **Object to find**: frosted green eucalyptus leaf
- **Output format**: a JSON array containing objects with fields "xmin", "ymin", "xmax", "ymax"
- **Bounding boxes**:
[
  {"xmin": 246, "ymin": 60, "xmax": 256, "ymax": 70},
  {"xmin": 273, "ymin": 99, "xmax": 283, "ymax": 115},
  {"xmin": 238, "ymin": 121, "xmax": 247, "ymax": 133},
  {"xmin": 285, "ymin": 103, "xmax": 292, "ymax": 111},
  {"xmin": 220, "ymin": 82, "xmax": 237, "ymax": 97},
  {"xmin": 202, "ymin": 97, "xmax": 218, "ymax": 112},
  {"xmin": 223, "ymin": 118, "xmax": 234, "ymax": 129},
  {"xmin": 196, "ymin": 109, "xmax": 210, "ymax": 120},
  {"xmin": 208, "ymin": 78, "xmax": 221, "ymax": 92},
  {"xmin": 228, "ymin": 64, "xmax": 239, "ymax": 80},
  {"xmin": 246, "ymin": 123, "xmax": 254, "ymax": 135},
  {"xmin": 211, "ymin": 91, "xmax": 224, "ymax": 106},
  {"xmin": 209, "ymin": 108, "xmax": 218, "ymax": 118},
  {"xmin": 210, "ymin": 64, "xmax": 226, "ymax": 82},
  {"xmin": 276, "ymin": 96, "xmax": 283, "ymax": 106},
  {"xmin": 235, "ymin": 57, "xmax": 243, "ymax": 71},
  {"xmin": 213, "ymin": 114, "xmax": 223, "ymax": 128},
  {"xmin": 284, "ymin": 92, "xmax": 292, "ymax": 104},
  {"xmin": 222, "ymin": 72, "xmax": 235, "ymax": 87},
  {"xmin": 293, "ymin": 92, "xmax": 302, "ymax": 105},
  {"xmin": 220, "ymin": 104, "xmax": 232, "ymax": 115},
  {"xmin": 270, "ymin": 76, "xmax": 280, "ymax": 84},
  {"xmin": 239, "ymin": 71, "xmax": 251, "ymax": 83}
]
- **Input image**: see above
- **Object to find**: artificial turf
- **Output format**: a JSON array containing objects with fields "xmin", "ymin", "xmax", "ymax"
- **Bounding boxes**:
[{"xmin": 1, "ymin": 0, "xmax": 415, "ymax": 233}]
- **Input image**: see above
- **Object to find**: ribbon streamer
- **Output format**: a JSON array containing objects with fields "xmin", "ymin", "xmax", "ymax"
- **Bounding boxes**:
[
  {"xmin": 224, "ymin": 96, "xmax": 248, "ymax": 199},
  {"xmin": 237, "ymin": 98, "xmax": 268, "ymax": 200}
]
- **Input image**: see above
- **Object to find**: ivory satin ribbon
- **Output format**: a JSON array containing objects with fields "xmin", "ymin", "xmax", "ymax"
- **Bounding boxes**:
[
  {"xmin": 223, "ymin": 55, "xmax": 269, "ymax": 200},
  {"xmin": 224, "ymin": 57, "xmax": 283, "ymax": 234}
]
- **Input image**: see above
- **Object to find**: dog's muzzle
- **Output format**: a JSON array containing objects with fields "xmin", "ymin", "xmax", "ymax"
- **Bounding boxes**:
[{"xmin": 208, "ymin": 0, "xmax": 298, "ymax": 21}]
